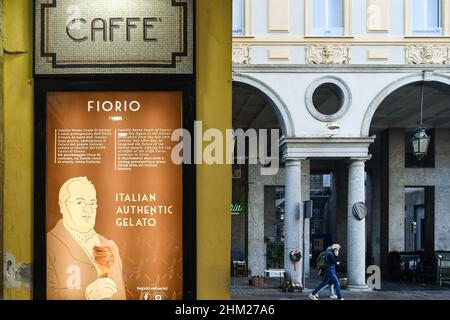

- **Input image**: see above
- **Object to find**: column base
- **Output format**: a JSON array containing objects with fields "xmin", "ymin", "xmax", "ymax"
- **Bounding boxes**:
[{"xmin": 346, "ymin": 284, "xmax": 372, "ymax": 291}]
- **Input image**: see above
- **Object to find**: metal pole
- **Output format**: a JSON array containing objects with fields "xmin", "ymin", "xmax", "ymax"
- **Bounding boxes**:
[
  {"xmin": 302, "ymin": 217, "xmax": 308, "ymax": 289},
  {"xmin": 302, "ymin": 220, "xmax": 305, "ymax": 289}
]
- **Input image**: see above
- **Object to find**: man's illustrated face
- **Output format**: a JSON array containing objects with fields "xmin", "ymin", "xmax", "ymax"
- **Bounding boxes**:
[{"xmin": 62, "ymin": 180, "xmax": 97, "ymax": 233}]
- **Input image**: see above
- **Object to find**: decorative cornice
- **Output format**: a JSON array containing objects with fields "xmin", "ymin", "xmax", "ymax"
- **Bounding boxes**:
[
  {"xmin": 305, "ymin": 44, "xmax": 351, "ymax": 64},
  {"xmin": 280, "ymin": 137, "xmax": 375, "ymax": 160},
  {"xmin": 232, "ymin": 37, "xmax": 450, "ymax": 45},
  {"xmin": 232, "ymin": 44, "xmax": 251, "ymax": 65},
  {"xmin": 280, "ymin": 137, "xmax": 376, "ymax": 144},
  {"xmin": 233, "ymin": 64, "xmax": 450, "ymax": 73},
  {"xmin": 405, "ymin": 44, "xmax": 449, "ymax": 64}
]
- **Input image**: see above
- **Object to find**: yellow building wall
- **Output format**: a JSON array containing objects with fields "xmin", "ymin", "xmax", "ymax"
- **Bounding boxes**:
[
  {"xmin": 196, "ymin": 0, "xmax": 232, "ymax": 299},
  {"xmin": 2, "ymin": 0, "xmax": 231, "ymax": 299},
  {"xmin": 2, "ymin": 0, "xmax": 34, "ymax": 300}
]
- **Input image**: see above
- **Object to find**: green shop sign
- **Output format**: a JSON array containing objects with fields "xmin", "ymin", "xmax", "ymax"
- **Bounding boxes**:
[{"xmin": 231, "ymin": 203, "xmax": 244, "ymax": 215}]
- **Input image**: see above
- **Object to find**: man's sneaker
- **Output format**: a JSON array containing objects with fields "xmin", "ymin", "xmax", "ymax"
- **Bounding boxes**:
[
  {"xmin": 330, "ymin": 294, "xmax": 338, "ymax": 299},
  {"xmin": 308, "ymin": 293, "xmax": 319, "ymax": 300},
  {"xmin": 339, "ymin": 298, "xmax": 344, "ymax": 300}
]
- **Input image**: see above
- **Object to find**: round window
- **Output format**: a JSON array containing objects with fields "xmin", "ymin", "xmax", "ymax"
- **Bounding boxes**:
[
  {"xmin": 305, "ymin": 77, "xmax": 351, "ymax": 122},
  {"xmin": 312, "ymin": 83, "xmax": 344, "ymax": 116}
]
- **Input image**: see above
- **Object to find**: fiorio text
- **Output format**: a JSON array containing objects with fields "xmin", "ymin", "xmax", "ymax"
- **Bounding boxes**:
[{"xmin": 87, "ymin": 100, "xmax": 141, "ymax": 112}]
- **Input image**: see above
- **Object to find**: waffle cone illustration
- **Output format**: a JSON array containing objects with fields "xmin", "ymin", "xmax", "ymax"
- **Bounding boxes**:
[{"xmin": 93, "ymin": 245, "xmax": 115, "ymax": 278}]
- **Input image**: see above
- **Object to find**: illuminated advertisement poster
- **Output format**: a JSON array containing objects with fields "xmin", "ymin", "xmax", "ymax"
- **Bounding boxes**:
[{"xmin": 46, "ymin": 92, "xmax": 183, "ymax": 300}]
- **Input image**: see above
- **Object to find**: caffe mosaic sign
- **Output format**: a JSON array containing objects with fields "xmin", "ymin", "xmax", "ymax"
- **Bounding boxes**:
[{"xmin": 35, "ymin": 0, "xmax": 193, "ymax": 75}]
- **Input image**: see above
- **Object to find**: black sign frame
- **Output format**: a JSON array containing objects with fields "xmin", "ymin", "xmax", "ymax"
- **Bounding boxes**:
[
  {"xmin": 33, "ymin": 0, "xmax": 194, "ymax": 75},
  {"xmin": 33, "ymin": 0, "xmax": 197, "ymax": 300},
  {"xmin": 33, "ymin": 74, "xmax": 197, "ymax": 301}
]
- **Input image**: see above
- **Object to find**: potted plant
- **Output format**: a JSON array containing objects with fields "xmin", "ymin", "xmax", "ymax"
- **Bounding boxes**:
[
  {"xmin": 266, "ymin": 240, "xmax": 284, "ymax": 269},
  {"xmin": 293, "ymin": 282, "xmax": 303, "ymax": 292},
  {"xmin": 281, "ymin": 280, "xmax": 303, "ymax": 293},
  {"xmin": 281, "ymin": 280, "xmax": 295, "ymax": 292}
]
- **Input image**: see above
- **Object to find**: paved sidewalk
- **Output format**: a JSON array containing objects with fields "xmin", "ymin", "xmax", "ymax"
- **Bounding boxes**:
[{"xmin": 231, "ymin": 276, "xmax": 450, "ymax": 300}]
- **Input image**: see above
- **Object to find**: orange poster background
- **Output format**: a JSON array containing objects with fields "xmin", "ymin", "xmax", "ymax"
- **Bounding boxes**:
[{"xmin": 46, "ymin": 92, "xmax": 183, "ymax": 300}]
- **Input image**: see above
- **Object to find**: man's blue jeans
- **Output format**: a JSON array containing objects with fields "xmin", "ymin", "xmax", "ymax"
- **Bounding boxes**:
[{"xmin": 311, "ymin": 269, "xmax": 342, "ymax": 299}]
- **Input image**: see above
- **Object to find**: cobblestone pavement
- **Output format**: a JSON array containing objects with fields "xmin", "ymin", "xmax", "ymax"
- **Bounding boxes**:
[{"xmin": 231, "ymin": 276, "xmax": 450, "ymax": 300}]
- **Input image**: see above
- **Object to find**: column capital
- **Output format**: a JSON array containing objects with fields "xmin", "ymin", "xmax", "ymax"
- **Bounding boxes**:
[
  {"xmin": 283, "ymin": 158, "xmax": 305, "ymax": 167},
  {"xmin": 347, "ymin": 156, "xmax": 371, "ymax": 165}
]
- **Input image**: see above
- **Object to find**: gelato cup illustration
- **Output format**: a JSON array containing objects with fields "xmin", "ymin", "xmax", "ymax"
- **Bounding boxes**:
[{"xmin": 94, "ymin": 245, "xmax": 115, "ymax": 278}]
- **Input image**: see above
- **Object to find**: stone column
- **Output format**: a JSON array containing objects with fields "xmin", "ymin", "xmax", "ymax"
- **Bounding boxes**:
[
  {"xmin": 302, "ymin": 160, "xmax": 311, "ymax": 277},
  {"xmin": 248, "ymin": 164, "xmax": 265, "ymax": 276},
  {"xmin": 347, "ymin": 159, "xmax": 368, "ymax": 289},
  {"xmin": 303, "ymin": 218, "xmax": 310, "ymax": 276},
  {"xmin": 388, "ymin": 129, "xmax": 406, "ymax": 252},
  {"xmin": 284, "ymin": 159, "xmax": 303, "ymax": 285}
]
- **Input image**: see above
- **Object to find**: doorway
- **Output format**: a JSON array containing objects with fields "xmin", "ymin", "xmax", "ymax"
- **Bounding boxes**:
[
  {"xmin": 404, "ymin": 187, "xmax": 435, "ymax": 253},
  {"xmin": 310, "ymin": 172, "xmax": 334, "ymax": 266},
  {"xmin": 264, "ymin": 186, "xmax": 285, "ymax": 269}
]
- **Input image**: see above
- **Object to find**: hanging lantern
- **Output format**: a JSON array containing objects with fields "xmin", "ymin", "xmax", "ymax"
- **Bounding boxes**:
[
  {"xmin": 411, "ymin": 128, "xmax": 430, "ymax": 160},
  {"xmin": 411, "ymin": 73, "xmax": 431, "ymax": 160}
]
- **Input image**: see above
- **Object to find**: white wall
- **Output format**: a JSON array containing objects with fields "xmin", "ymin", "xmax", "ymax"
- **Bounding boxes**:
[
  {"xmin": 236, "ymin": 0, "xmax": 448, "ymax": 65},
  {"xmin": 248, "ymin": 0, "xmax": 408, "ymax": 38},
  {"xmin": 241, "ymin": 71, "xmax": 420, "ymax": 137}
]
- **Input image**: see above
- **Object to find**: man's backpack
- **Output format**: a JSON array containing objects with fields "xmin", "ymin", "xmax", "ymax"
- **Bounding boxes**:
[{"xmin": 316, "ymin": 251, "xmax": 327, "ymax": 271}]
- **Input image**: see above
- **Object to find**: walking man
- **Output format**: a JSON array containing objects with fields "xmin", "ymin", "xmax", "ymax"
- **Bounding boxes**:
[
  {"xmin": 316, "ymin": 246, "xmax": 337, "ymax": 299},
  {"xmin": 309, "ymin": 244, "xmax": 343, "ymax": 300}
]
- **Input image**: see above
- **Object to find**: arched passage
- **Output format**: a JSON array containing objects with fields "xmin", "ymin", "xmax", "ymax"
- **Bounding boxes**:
[
  {"xmin": 363, "ymin": 75, "xmax": 450, "ymax": 277},
  {"xmin": 233, "ymin": 74, "xmax": 295, "ymax": 137},
  {"xmin": 361, "ymin": 72, "xmax": 450, "ymax": 136},
  {"xmin": 231, "ymin": 74, "xmax": 295, "ymax": 280}
]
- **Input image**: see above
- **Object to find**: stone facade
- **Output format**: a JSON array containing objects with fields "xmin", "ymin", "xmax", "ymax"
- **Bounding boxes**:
[
  {"xmin": 233, "ymin": 0, "xmax": 450, "ymax": 283},
  {"xmin": 245, "ymin": 161, "xmax": 310, "ymax": 277},
  {"xmin": 388, "ymin": 129, "xmax": 450, "ymax": 252}
]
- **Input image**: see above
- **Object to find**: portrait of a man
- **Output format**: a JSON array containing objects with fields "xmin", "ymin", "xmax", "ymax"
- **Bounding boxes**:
[{"xmin": 47, "ymin": 176, "xmax": 126, "ymax": 300}]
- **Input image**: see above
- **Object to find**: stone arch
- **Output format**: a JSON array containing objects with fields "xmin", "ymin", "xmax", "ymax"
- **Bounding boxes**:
[
  {"xmin": 233, "ymin": 73, "xmax": 295, "ymax": 137},
  {"xmin": 361, "ymin": 72, "xmax": 450, "ymax": 136}
]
